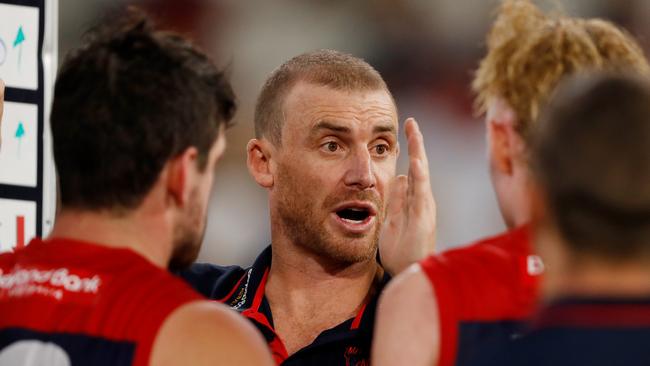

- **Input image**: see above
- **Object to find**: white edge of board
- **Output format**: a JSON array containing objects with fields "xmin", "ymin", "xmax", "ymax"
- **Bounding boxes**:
[{"xmin": 42, "ymin": 0, "xmax": 58, "ymax": 237}]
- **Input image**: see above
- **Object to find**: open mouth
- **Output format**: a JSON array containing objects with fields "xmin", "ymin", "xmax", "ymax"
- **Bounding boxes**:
[
  {"xmin": 331, "ymin": 202, "xmax": 378, "ymax": 234},
  {"xmin": 336, "ymin": 207, "xmax": 372, "ymax": 223}
]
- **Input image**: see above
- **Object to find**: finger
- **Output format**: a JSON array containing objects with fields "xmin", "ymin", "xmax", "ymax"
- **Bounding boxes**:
[
  {"xmin": 405, "ymin": 118, "xmax": 430, "ymax": 178},
  {"xmin": 404, "ymin": 119, "xmax": 431, "ymax": 206}
]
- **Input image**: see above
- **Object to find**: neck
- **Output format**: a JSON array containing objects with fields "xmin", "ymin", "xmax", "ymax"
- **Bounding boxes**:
[
  {"xmin": 267, "ymin": 238, "xmax": 383, "ymax": 313},
  {"xmin": 266, "ymin": 208, "xmax": 383, "ymax": 310},
  {"xmin": 48, "ymin": 208, "xmax": 173, "ymax": 269},
  {"xmin": 539, "ymin": 228, "xmax": 650, "ymax": 299},
  {"xmin": 499, "ymin": 166, "xmax": 532, "ymax": 229},
  {"xmin": 552, "ymin": 257, "xmax": 650, "ymax": 299}
]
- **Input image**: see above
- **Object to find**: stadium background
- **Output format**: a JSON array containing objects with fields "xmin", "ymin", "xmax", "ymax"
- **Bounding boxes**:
[{"xmin": 57, "ymin": 0, "xmax": 650, "ymax": 266}]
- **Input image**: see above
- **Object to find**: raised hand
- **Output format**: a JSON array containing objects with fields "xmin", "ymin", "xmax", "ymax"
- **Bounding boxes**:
[{"xmin": 379, "ymin": 118, "xmax": 437, "ymax": 275}]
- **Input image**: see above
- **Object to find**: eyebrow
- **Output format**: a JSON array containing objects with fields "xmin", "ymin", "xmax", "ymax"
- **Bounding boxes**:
[
  {"xmin": 373, "ymin": 123, "xmax": 396, "ymax": 135},
  {"xmin": 311, "ymin": 121, "xmax": 351, "ymax": 134},
  {"xmin": 310, "ymin": 121, "xmax": 397, "ymax": 136}
]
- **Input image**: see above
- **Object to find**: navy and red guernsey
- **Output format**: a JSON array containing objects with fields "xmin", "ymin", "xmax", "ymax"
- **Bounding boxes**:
[
  {"xmin": 481, "ymin": 297, "xmax": 650, "ymax": 365},
  {"xmin": 0, "ymin": 237, "xmax": 203, "ymax": 366},
  {"xmin": 419, "ymin": 226, "xmax": 543, "ymax": 366},
  {"xmin": 180, "ymin": 245, "xmax": 389, "ymax": 366}
]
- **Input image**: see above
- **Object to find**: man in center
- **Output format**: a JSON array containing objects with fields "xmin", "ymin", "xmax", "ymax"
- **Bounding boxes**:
[{"xmin": 181, "ymin": 49, "xmax": 435, "ymax": 365}]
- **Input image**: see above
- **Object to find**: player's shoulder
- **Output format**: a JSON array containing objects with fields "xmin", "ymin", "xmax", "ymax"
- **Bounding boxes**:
[
  {"xmin": 383, "ymin": 264, "xmax": 434, "ymax": 302},
  {"xmin": 446, "ymin": 226, "xmax": 529, "ymax": 259},
  {"xmin": 151, "ymin": 300, "xmax": 273, "ymax": 366},
  {"xmin": 419, "ymin": 226, "xmax": 531, "ymax": 279},
  {"xmin": 379, "ymin": 264, "xmax": 438, "ymax": 323},
  {"xmin": 103, "ymin": 249, "xmax": 200, "ymax": 300},
  {"xmin": 418, "ymin": 226, "xmax": 541, "ymax": 319},
  {"xmin": 374, "ymin": 265, "xmax": 440, "ymax": 366}
]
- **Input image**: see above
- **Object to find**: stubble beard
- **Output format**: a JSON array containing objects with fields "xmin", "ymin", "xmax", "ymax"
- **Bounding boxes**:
[
  {"xmin": 169, "ymin": 188, "xmax": 206, "ymax": 271},
  {"xmin": 275, "ymin": 163, "xmax": 383, "ymax": 266}
]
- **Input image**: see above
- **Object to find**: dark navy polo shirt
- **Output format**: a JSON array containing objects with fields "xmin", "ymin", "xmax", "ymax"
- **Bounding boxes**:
[
  {"xmin": 479, "ymin": 297, "xmax": 650, "ymax": 366},
  {"xmin": 179, "ymin": 245, "xmax": 389, "ymax": 365}
]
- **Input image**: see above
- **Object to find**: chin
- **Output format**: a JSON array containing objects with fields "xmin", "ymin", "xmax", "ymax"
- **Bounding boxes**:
[
  {"xmin": 168, "ymin": 243, "xmax": 200, "ymax": 271},
  {"xmin": 169, "ymin": 226, "xmax": 203, "ymax": 271},
  {"xmin": 324, "ymin": 233, "xmax": 379, "ymax": 265}
]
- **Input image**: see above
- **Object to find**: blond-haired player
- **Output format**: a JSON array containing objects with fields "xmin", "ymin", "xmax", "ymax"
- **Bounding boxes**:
[{"xmin": 372, "ymin": 1, "xmax": 649, "ymax": 365}]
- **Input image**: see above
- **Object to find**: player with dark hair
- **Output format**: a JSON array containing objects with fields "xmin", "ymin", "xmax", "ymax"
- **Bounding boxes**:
[
  {"xmin": 0, "ymin": 16, "xmax": 273, "ymax": 366},
  {"xmin": 486, "ymin": 73, "xmax": 650, "ymax": 365},
  {"xmin": 372, "ymin": 1, "xmax": 650, "ymax": 365},
  {"xmin": 181, "ymin": 49, "xmax": 436, "ymax": 365}
]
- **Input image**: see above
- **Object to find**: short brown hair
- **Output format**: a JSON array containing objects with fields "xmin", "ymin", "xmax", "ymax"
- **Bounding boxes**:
[
  {"xmin": 254, "ymin": 49, "xmax": 392, "ymax": 145},
  {"xmin": 535, "ymin": 73, "xmax": 650, "ymax": 261},
  {"xmin": 472, "ymin": 0, "xmax": 650, "ymax": 141},
  {"xmin": 52, "ymin": 14, "xmax": 235, "ymax": 211}
]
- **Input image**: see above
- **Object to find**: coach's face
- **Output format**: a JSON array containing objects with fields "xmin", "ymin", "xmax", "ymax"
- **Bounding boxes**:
[{"xmin": 272, "ymin": 81, "xmax": 398, "ymax": 264}]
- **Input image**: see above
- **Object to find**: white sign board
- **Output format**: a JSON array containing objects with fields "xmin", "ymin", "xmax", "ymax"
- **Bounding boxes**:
[
  {"xmin": 0, "ymin": 102, "xmax": 38, "ymax": 187},
  {"xmin": 0, "ymin": 0, "xmax": 57, "ymax": 252},
  {"xmin": 0, "ymin": 3, "xmax": 39, "ymax": 90}
]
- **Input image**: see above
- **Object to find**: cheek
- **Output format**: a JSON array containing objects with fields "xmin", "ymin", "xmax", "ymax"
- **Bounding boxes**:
[
  {"xmin": 295, "ymin": 167, "xmax": 336, "ymax": 196},
  {"xmin": 197, "ymin": 174, "xmax": 215, "ymax": 208},
  {"xmin": 375, "ymin": 159, "xmax": 397, "ymax": 189},
  {"xmin": 292, "ymin": 155, "xmax": 342, "ymax": 185}
]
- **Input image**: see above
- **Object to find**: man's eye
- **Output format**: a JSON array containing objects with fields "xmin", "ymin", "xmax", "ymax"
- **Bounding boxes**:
[
  {"xmin": 374, "ymin": 144, "xmax": 389, "ymax": 155},
  {"xmin": 325, "ymin": 141, "xmax": 339, "ymax": 152}
]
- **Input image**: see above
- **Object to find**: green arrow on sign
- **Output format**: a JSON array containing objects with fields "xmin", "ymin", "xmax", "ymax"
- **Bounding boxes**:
[
  {"xmin": 15, "ymin": 122, "xmax": 25, "ymax": 138},
  {"xmin": 15, "ymin": 121, "xmax": 25, "ymax": 157},
  {"xmin": 13, "ymin": 26, "xmax": 25, "ymax": 70},
  {"xmin": 13, "ymin": 26, "xmax": 25, "ymax": 47}
]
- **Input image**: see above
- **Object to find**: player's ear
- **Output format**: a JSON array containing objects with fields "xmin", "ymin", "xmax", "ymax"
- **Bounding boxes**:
[
  {"xmin": 487, "ymin": 120, "xmax": 513, "ymax": 176},
  {"xmin": 486, "ymin": 98, "xmax": 518, "ymax": 176},
  {"xmin": 166, "ymin": 146, "xmax": 199, "ymax": 206},
  {"xmin": 247, "ymin": 138, "xmax": 274, "ymax": 188}
]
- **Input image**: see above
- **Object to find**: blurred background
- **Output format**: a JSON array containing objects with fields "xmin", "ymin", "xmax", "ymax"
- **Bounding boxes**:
[{"xmin": 58, "ymin": 0, "xmax": 650, "ymax": 266}]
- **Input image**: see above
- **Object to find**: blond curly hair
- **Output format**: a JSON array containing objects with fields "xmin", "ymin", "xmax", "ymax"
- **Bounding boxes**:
[{"xmin": 472, "ymin": 0, "xmax": 650, "ymax": 140}]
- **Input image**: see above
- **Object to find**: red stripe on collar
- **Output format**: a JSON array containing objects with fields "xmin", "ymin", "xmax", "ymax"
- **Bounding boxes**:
[
  {"xmin": 217, "ymin": 272, "xmax": 247, "ymax": 303},
  {"xmin": 350, "ymin": 302, "xmax": 368, "ymax": 330}
]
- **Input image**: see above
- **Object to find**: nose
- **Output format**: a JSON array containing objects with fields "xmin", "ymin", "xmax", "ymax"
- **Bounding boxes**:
[{"xmin": 343, "ymin": 147, "xmax": 376, "ymax": 189}]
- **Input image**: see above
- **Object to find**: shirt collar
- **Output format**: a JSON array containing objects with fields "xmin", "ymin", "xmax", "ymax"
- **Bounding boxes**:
[
  {"xmin": 219, "ymin": 244, "xmax": 391, "ymax": 352},
  {"xmin": 533, "ymin": 296, "xmax": 650, "ymax": 330}
]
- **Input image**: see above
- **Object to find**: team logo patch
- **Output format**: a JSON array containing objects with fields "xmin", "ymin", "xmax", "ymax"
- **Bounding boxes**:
[
  {"xmin": 0, "ymin": 265, "xmax": 103, "ymax": 303},
  {"xmin": 526, "ymin": 255, "xmax": 545, "ymax": 276},
  {"xmin": 230, "ymin": 269, "xmax": 252, "ymax": 309}
]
